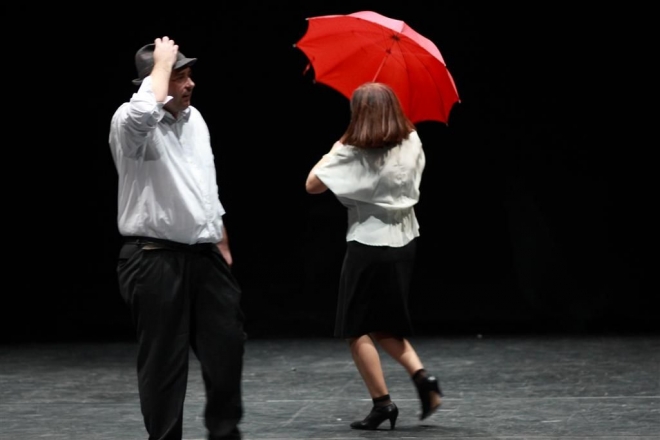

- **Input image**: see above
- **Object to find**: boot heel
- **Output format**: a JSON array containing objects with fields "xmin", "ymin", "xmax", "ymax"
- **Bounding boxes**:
[
  {"xmin": 415, "ymin": 375, "xmax": 443, "ymax": 420},
  {"xmin": 389, "ymin": 413, "xmax": 397, "ymax": 429},
  {"xmin": 350, "ymin": 402, "xmax": 399, "ymax": 430}
]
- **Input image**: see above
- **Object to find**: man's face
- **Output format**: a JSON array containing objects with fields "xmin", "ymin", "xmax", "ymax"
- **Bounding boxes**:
[{"xmin": 164, "ymin": 67, "xmax": 195, "ymax": 115}]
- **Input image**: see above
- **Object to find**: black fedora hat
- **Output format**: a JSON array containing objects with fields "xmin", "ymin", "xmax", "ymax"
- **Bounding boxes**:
[{"xmin": 132, "ymin": 43, "xmax": 197, "ymax": 86}]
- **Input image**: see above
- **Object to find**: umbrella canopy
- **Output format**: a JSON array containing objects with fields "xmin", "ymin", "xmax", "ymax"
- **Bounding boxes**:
[{"xmin": 294, "ymin": 10, "xmax": 460, "ymax": 124}]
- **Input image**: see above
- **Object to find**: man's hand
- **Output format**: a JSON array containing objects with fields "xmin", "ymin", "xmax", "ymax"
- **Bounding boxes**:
[
  {"xmin": 150, "ymin": 36, "xmax": 179, "ymax": 101},
  {"xmin": 217, "ymin": 240, "xmax": 233, "ymax": 267},
  {"xmin": 216, "ymin": 225, "xmax": 233, "ymax": 267},
  {"xmin": 153, "ymin": 36, "xmax": 178, "ymax": 71}
]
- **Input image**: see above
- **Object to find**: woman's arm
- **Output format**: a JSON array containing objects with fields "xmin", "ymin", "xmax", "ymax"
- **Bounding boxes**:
[
  {"xmin": 305, "ymin": 155, "xmax": 330, "ymax": 194},
  {"xmin": 305, "ymin": 142, "xmax": 342, "ymax": 194}
]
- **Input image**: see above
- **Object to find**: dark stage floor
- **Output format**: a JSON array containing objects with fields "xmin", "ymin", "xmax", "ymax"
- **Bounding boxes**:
[{"xmin": 1, "ymin": 334, "xmax": 658, "ymax": 439}]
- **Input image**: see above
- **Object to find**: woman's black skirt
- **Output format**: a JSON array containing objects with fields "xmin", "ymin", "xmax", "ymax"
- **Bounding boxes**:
[{"xmin": 334, "ymin": 239, "xmax": 417, "ymax": 338}]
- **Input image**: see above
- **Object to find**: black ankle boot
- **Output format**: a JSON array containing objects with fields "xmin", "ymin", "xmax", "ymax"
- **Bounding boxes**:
[
  {"xmin": 350, "ymin": 402, "xmax": 398, "ymax": 430},
  {"xmin": 413, "ymin": 371, "xmax": 443, "ymax": 420}
]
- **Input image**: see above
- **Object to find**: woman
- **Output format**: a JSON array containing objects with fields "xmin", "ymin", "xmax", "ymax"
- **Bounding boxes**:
[{"xmin": 305, "ymin": 82, "xmax": 443, "ymax": 430}]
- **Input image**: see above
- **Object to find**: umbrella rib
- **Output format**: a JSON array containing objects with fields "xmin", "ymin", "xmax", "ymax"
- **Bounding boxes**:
[
  {"xmin": 372, "ymin": 47, "xmax": 392, "ymax": 82},
  {"xmin": 369, "ymin": 26, "xmax": 407, "ymax": 82},
  {"xmin": 326, "ymin": 22, "xmax": 402, "ymax": 83}
]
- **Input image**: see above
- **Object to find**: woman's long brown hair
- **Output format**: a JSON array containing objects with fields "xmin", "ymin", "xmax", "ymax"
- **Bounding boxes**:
[{"xmin": 340, "ymin": 82, "xmax": 416, "ymax": 149}]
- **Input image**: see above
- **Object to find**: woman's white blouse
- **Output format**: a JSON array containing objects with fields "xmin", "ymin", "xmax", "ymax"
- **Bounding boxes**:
[{"xmin": 313, "ymin": 130, "xmax": 426, "ymax": 247}]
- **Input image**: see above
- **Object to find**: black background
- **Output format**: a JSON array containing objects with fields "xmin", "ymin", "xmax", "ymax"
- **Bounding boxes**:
[{"xmin": 5, "ymin": 3, "xmax": 654, "ymax": 343}]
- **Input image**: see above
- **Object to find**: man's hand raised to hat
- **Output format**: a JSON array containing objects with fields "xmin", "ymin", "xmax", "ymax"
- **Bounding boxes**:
[
  {"xmin": 151, "ymin": 37, "xmax": 179, "ymax": 101},
  {"xmin": 154, "ymin": 37, "xmax": 179, "ymax": 68}
]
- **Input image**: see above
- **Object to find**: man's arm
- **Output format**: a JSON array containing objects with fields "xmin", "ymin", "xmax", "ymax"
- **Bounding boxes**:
[
  {"xmin": 150, "ymin": 37, "xmax": 178, "ymax": 102},
  {"xmin": 109, "ymin": 37, "xmax": 179, "ymax": 161}
]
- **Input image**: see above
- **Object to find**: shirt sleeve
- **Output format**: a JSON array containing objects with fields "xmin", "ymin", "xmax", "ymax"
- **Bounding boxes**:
[
  {"xmin": 313, "ymin": 144, "xmax": 371, "ymax": 199},
  {"xmin": 109, "ymin": 76, "xmax": 170, "ymax": 160},
  {"xmin": 313, "ymin": 133, "xmax": 424, "ymax": 209}
]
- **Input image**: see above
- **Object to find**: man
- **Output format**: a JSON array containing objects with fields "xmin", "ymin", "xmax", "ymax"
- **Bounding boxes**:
[{"xmin": 108, "ymin": 36, "xmax": 245, "ymax": 440}]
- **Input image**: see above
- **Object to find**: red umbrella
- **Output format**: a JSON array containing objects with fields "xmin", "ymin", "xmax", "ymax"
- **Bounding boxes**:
[{"xmin": 294, "ymin": 10, "xmax": 460, "ymax": 124}]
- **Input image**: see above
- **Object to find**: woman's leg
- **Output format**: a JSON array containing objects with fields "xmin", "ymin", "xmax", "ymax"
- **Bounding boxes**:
[
  {"xmin": 371, "ymin": 332, "xmax": 424, "ymax": 375},
  {"xmin": 348, "ymin": 334, "xmax": 389, "ymax": 398},
  {"xmin": 348, "ymin": 334, "xmax": 399, "ymax": 430},
  {"xmin": 372, "ymin": 332, "xmax": 442, "ymax": 414}
]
